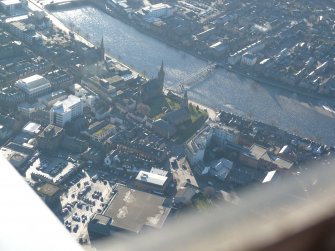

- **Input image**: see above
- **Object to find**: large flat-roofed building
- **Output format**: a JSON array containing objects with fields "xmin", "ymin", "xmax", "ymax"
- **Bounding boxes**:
[
  {"xmin": 22, "ymin": 122, "xmax": 42, "ymax": 135},
  {"xmin": 0, "ymin": 0, "xmax": 24, "ymax": 15},
  {"xmin": 88, "ymin": 184, "xmax": 171, "ymax": 236},
  {"xmin": 50, "ymin": 95, "xmax": 83, "ymax": 127},
  {"xmin": 0, "ymin": 142, "xmax": 34, "ymax": 172},
  {"xmin": 141, "ymin": 3, "xmax": 174, "ymax": 19},
  {"xmin": 135, "ymin": 169, "xmax": 170, "ymax": 193},
  {"xmin": 27, "ymin": 156, "xmax": 78, "ymax": 185},
  {"xmin": 0, "ymin": 145, "xmax": 29, "ymax": 170},
  {"xmin": 16, "ymin": 75, "xmax": 51, "ymax": 99}
]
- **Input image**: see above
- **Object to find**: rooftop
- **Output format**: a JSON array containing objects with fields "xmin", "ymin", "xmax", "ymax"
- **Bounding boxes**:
[
  {"xmin": 136, "ymin": 170, "xmax": 168, "ymax": 187},
  {"xmin": 1, "ymin": 0, "xmax": 22, "ymax": 6},
  {"xmin": 16, "ymin": 75, "xmax": 51, "ymax": 93},
  {"xmin": 22, "ymin": 122, "xmax": 41, "ymax": 135},
  {"xmin": 143, "ymin": 3, "xmax": 172, "ymax": 12},
  {"xmin": 0, "ymin": 146, "xmax": 29, "ymax": 169},
  {"xmin": 52, "ymin": 95, "xmax": 81, "ymax": 113},
  {"xmin": 101, "ymin": 184, "xmax": 171, "ymax": 233},
  {"xmin": 36, "ymin": 183, "xmax": 60, "ymax": 197},
  {"xmin": 248, "ymin": 144, "xmax": 268, "ymax": 160},
  {"xmin": 38, "ymin": 124, "xmax": 63, "ymax": 138}
]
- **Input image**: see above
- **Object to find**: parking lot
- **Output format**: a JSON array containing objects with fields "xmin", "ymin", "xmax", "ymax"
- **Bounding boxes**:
[{"xmin": 59, "ymin": 171, "xmax": 113, "ymax": 244}]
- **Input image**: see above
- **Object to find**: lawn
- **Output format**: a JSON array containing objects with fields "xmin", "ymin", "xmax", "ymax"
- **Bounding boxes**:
[
  {"xmin": 174, "ymin": 105, "xmax": 208, "ymax": 143},
  {"xmin": 188, "ymin": 104, "xmax": 207, "ymax": 122},
  {"xmin": 193, "ymin": 194, "xmax": 213, "ymax": 212},
  {"xmin": 146, "ymin": 96, "xmax": 181, "ymax": 118}
]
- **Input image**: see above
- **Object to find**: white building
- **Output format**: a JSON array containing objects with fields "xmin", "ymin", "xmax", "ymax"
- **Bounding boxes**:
[
  {"xmin": 241, "ymin": 53, "xmax": 258, "ymax": 66},
  {"xmin": 186, "ymin": 127, "xmax": 213, "ymax": 165},
  {"xmin": 16, "ymin": 75, "xmax": 51, "ymax": 99},
  {"xmin": 37, "ymin": 90, "xmax": 67, "ymax": 107},
  {"xmin": 0, "ymin": 0, "xmax": 25, "ymax": 15},
  {"xmin": 18, "ymin": 102, "xmax": 46, "ymax": 117},
  {"xmin": 50, "ymin": 95, "xmax": 83, "ymax": 127},
  {"xmin": 186, "ymin": 123, "xmax": 240, "ymax": 165},
  {"xmin": 141, "ymin": 3, "xmax": 173, "ymax": 19},
  {"xmin": 73, "ymin": 83, "xmax": 96, "ymax": 108},
  {"xmin": 212, "ymin": 124, "xmax": 240, "ymax": 145},
  {"xmin": 22, "ymin": 122, "xmax": 42, "ymax": 135}
]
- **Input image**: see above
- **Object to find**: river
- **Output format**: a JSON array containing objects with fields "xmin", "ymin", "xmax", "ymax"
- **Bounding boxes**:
[{"xmin": 53, "ymin": 6, "xmax": 335, "ymax": 145}]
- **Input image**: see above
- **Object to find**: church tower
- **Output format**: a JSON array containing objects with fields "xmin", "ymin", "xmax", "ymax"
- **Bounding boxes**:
[
  {"xmin": 158, "ymin": 60, "xmax": 165, "ymax": 83},
  {"xmin": 183, "ymin": 90, "xmax": 189, "ymax": 107},
  {"xmin": 157, "ymin": 60, "xmax": 165, "ymax": 93},
  {"xmin": 99, "ymin": 36, "xmax": 105, "ymax": 61}
]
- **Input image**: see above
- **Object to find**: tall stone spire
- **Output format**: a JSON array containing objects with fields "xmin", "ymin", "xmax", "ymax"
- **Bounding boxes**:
[
  {"xmin": 158, "ymin": 60, "xmax": 165, "ymax": 82},
  {"xmin": 100, "ymin": 36, "xmax": 105, "ymax": 61}
]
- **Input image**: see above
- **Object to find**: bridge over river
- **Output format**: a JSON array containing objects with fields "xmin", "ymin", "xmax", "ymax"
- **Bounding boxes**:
[{"xmin": 173, "ymin": 63, "xmax": 217, "ymax": 94}]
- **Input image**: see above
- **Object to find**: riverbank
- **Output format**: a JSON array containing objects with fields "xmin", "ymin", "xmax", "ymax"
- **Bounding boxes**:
[
  {"xmin": 28, "ymin": 0, "xmax": 148, "ymax": 80},
  {"xmin": 99, "ymin": 3, "xmax": 333, "ymax": 101},
  {"xmin": 51, "ymin": 6, "xmax": 335, "ymax": 145}
]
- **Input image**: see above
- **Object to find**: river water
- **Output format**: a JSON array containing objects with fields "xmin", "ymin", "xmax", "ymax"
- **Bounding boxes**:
[{"xmin": 53, "ymin": 6, "xmax": 335, "ymax": 145}]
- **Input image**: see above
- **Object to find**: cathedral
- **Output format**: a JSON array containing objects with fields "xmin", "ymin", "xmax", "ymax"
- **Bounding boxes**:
[{"xmin": 140, "ymin": 61, "xmax": 165, "ymax": 102}]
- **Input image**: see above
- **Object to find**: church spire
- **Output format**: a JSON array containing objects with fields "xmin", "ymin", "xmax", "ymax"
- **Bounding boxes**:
[
  {"xmin": 100, "ymin": 36, "xmax": 105, "ymax": 61},
  {"xmin": 158, "ymin": 60, "xmax": 165, "ymax": 82},
  {"xmin": 160, "ymin": 60, "xmax": 164, "ymax": 72}
]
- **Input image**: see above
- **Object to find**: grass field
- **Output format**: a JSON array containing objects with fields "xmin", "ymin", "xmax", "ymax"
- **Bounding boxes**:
[
  {"xmin": 146, "ymin": 96, "xmax": 181, "ymax": 118},
  {"xmin": 146, "ymin": 96, "xmax": 208, "ymax": 143}
]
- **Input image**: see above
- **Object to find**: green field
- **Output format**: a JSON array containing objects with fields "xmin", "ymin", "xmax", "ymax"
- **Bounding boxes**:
[
  {"xmin": 146, "ymin": 96, "xmax": 181, "ymax": 118},
  {"xmin": 174, "ymin": 104, "xmax": 208, "ymax": 143}
]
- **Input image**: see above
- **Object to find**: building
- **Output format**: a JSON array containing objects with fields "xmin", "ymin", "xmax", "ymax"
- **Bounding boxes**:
[
  {"xmin": 174, "ymin": 184, "xmax": 198, "ymax": 206},
  {"xmin": 141, "ymin": 3, "xmax": 174, "ymax": 19},
  {"xmin": 186, "ymin": 126, "xmax": 213, "ymax": 165},
  {"xmin": 37, "ymin": 124, "xmax": 64, "ymax": 152},
  {"xmin": 239, "ymin": 144, "xmax": 294, "ymax": 171},
  {"xmin": 35, "ymin": 183, "xmax": 61, "ymax": 208},
  {"xmin": 37, "ymin": 90, "xmax": 67, "ymax": 107},
  {"xmin": 18, "ymin": 102, "xmax": 46, "ymax": 118},
  {"xmin": 0, "ymin": 114, "xmax": 17, "ymax": 142},
  {"xmin": 152, "ymin": 119, "xmax": 176, "ymax": 138},
  {"xmin": 0, "ymin": 86, "xmax": 25, "ymax": 106},
  {"xmin": 241, "ymin": 53, "xmax": 257, "ymax": 66},
  {"xmin": 22, "ymin": 122, "xmax": 42, "ymax": 136},
  {"xmin": 0, "ymin": 0, "xmax": 25, "ymax": 15},
  {"xmin": 44, "ymin": 69, "xmax": 74, "ymax": 90},
  {"xmin": 8, "ymin": 21, "xmax": 37, "ymax": 44},
  {"xmin": 28, "ymin": 156, "xmax": 78, "ymax": 185},
  {"xmin": 186, "ymin": 123, "xmax": 240, "ymax": 165},
  {"xmin": 135, "ymin": 170, "xmax": 170, "ymax": 193},
  {"xmin": 211, "ymin": 124, "xmax": 240, "ymax": 146},
  {"xmin": 88, "ymin": 184, "xmax": 171, "ymax": 236},
  {"xmin": 0, "ymin": 142, "xmax": 34, "ymax": 172},
  {"xmin": 50, "ymin": 95, "xmax": 83, "ymax": 127},
  {"xmin": 162, "ymin": 107, "xmax": 191, "ymax": 126},
  {"xmin": 141, "ymin": 61, "xmax": 164, "ymax": 102},
  {"xmin": 91, "ymin": 123, "xmax": 116, "ymax": 142},
  {"xmin": 15, "ymin": 75, "xmax": 51, "ymax": 99},
  {"xmin": 209, "ymin": 158, "xmax": 234, "ymax": 181},
  {"xmin": 60, "ymin": 135, "xmax": 88, "ymax": 153}
]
